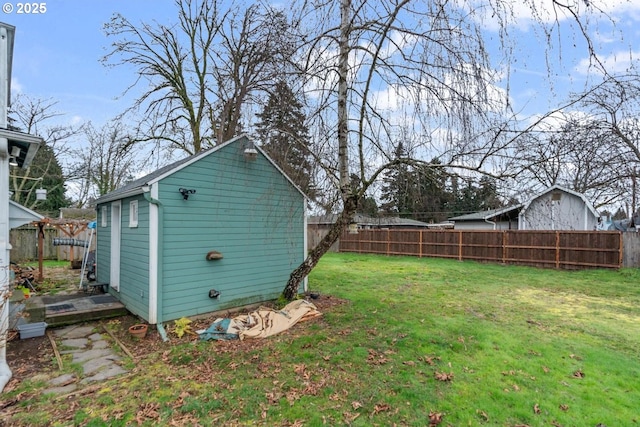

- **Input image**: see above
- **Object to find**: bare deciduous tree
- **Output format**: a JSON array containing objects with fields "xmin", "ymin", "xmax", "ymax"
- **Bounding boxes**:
[
  {"xmin": 512, "ymin": 116, "xmax": 629, "ymax": 208},
  {"xmin": 69, "ymin": 120, "xmax": 143, "ymax": 207},
  {"xmin": 103, "ymin": 0, "xmax": 297, "ymax": 155},
  {"xmin": 9, "ymin": 95, "xmax": 80, "ymax": 213},
  {"xmin": 282, "ymin": 0, "xmax": 606, "ymax": 299}
]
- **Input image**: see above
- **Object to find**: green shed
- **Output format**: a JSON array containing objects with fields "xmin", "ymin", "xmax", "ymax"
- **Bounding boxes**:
[{"xmin": 94, "ymin": 135, "xmax": 307, "ymax": 329}]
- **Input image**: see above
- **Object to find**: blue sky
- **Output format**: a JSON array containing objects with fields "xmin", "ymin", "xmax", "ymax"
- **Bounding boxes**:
[
  {"xmin": 3, "ymin": 0, "xmax": 640, "ymax": 131},
  {"xmin": 4, "ymin": 0, "xmax": 176, "ymax": 125}
]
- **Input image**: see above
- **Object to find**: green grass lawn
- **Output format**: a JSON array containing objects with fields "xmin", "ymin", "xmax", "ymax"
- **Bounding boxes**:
[{"xmin": 5, "ymin": 253, "xmax": 640, "ymax": 426}]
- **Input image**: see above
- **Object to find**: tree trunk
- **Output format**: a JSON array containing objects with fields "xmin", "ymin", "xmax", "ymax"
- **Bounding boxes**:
[
  {"xmin": 337, "ymin": 0, "xmax": 350, "ymax": 195},
  {"xmin": 282, "ymin": 195, "xmax": 358, "ymax": 300},
  {"xmin": 282, "ymin": 0, "xmax": 354, "ymax": 301}
]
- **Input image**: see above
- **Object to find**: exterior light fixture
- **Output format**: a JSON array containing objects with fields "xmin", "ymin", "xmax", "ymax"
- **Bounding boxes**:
[
  {"xmin": 243, "ymin": 141, "xmax": 258, "ymax": 161},
  {"xmin": 9, "ymin": 146, "xmax": 20, "ymax": 167},
  {"xmin": 179, "ymin": 187, "xmax": 196, "ymax": 200}
]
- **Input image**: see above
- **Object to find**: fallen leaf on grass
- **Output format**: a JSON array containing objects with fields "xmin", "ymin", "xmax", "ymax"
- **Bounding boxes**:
[
  {"xmin": 476, "ymin": 410, "xmax": 489, "ymax": 422},
  {"xmin": 367, "ymin": 349, "xmax": 390, "ymax": 365},
  {"xmin": 136, "ymin": 402, "xmax": 160, "ymax": 423},
  {"xmin": 533, "ymin": 403, "xmax": 541, "ymax": 414},
  {"xmin": 421, "ymin": 355, "xmax": 441, "ymax": 365},
  {"xmin": 428, "ymin": 410, "xmax": 444, "ymax": 426},
  {"xmin": 573, "ymin": 369, "xmax": 585, "ymax": 378},
  {"xmin": 343, "ymin": 411, "xmax": 360, "ymax": 423},
  {"xmin": 403, "ymin": 360, "xmax": 416, "ymax": 366},
  {"xmin": 372, "ymin": 403, "xmax": 391, "ymax": 414},
  {"xmin": 294, "ymin": 363, "xmax": 306, "ymax": 375},
  {"xmin": 329, "ymin": 392, "xmax": 342, "ymax": 401},
  {"xmin": 559, "ymin": 404, "xmax": 569, "ymax": 411},
  {"xmin": 434, "ymin": 371, "xmax": 454, "ymax": 382}
]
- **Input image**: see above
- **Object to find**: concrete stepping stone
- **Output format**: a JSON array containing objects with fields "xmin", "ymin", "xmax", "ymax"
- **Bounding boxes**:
[
  {"xmin": 43, "ymin": 383, "xmax": 78, "ymax": 395},
  {"xmin": 61, "ymin": 338, "xmax": 89, "ymax": 349},
  {"xmin": 54, "ymin": 325, "xmax": 95, "ymax": 339},
  {"xmin": 81, "ymin": 365, "xmax": 127, "ymax": 383},
  {"xmin": 88, "ymin": 333, "xmax": 104, "ymax": 341},
  {"xmin": 72, "ymin": 348, "xmax": 113, "ymax": 364},
  {"xmin": 92, "ymin": 340, "xmax": 109, "ymax": 349},
  {"xmin": 47, "ymin": 373, "xmax": 76, "ymax": 386},
  {"xmin": 82, "ymin": 355, "xmax": 122, "ymax": 375}
]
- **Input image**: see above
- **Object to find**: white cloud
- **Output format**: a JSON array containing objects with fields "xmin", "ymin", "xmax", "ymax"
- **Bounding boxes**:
[
  {"xmin": 10, "ymin": 78, "xmax": 22, "ymax": 95},
  {"xmin": 575, "ymin": 50, "xmax": 640, "ymax": 75},
  {"xmin": 460, "ymin": 0, "xmax": 640, "ymax": 32}
]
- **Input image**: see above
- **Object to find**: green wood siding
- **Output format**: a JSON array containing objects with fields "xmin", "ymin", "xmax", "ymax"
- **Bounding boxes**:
[
  {"xmin": 96, "ymin": 205, "xmax": 111, "ymax": 284},
  {"xmin": 118, "ymin": 196, "xmax": 150, "ymax": 320},
  {"xmin": 96, "ymin": 196, "xmax": 151, "ymax": 320},
  {"xmin": 157, "ymin": 139, "xmax": 305, "ymax": 322}
]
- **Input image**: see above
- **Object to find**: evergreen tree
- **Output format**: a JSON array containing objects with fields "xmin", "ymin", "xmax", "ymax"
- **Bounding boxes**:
[
  {"xmin": 10, "ymin": 143, "xmax": 69, "ymax": 216},
  {"xmin": 255, "ymin": 80, "xmax": 315, "ymax": 199},
  {"xmin": 381, "ymin": 147, "xmax": 451, "ymax": 222},
  {"xmin": 357, "ymin": 195, "xmax": 378, "ymax": 217},
  {"xmin": 447, "ymin": 176, "xmax": 503, "ymax": 216},
  {"xmin": 380, "ymin": 142, "xmax": 412, "ymax": 216}
]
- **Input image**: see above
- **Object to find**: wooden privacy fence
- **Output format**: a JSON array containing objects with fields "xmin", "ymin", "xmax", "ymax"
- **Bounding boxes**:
[
  {"xmin": 10, "ymin": 224, "xmax": 95, "ymax": 263},
  {"xmin": 339, "ymin": 229, "xmax": 623, "ymax": 269}
]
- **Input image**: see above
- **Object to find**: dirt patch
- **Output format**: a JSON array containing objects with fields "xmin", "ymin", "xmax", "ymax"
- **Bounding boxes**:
[{"xmin": 4, "ymin": 293, "xmax": 347, "ymax": 391}]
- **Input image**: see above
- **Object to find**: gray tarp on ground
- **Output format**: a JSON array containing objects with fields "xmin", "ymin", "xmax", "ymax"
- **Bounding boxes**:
[{"xmin": 198, "ymin": 300, "xmax": 322, "ymax": 341}]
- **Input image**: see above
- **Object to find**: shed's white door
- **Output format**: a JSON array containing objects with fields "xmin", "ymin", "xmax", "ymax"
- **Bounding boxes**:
[{"xmin": 110, "ymin": 201, "xmax": 121, "ymax": 291}]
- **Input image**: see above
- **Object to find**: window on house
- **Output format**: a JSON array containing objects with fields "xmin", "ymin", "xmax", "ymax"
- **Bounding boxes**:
[
  {"xmin": 101, "ymin": 206, "xmax": 108, "ymax": 227},
  {"xmin": 129, "ymin": 200, "xmax": 138, "ymax": 228}
]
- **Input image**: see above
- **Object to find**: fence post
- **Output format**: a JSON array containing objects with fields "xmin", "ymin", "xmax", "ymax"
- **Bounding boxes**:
[
  {"xmin": 619, "ymin": 232, "xmax": 623, "ymax": 268},
  {"xmin": 419, "ymin": 230, "xmax": 423, "ymax": 258},
  {"xmin": 556, "ymin": 231, "xmax": 560, "ymax": 269},
  {"xmin": 387, "ymin": 229, "xmax": 391, "ymax": 255},
  {"xmin": 502, "ymin": 231, "xmax": 506, "ymax": 264},
  {"xmin": 458, "ymin": 230, "xmax": 463, "ymax": 261}
]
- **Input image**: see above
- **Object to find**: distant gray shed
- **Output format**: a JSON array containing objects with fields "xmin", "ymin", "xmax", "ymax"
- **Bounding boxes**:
[{"xmin": 449, "ymin": 185, "xmax": 600, "ymax": 231}]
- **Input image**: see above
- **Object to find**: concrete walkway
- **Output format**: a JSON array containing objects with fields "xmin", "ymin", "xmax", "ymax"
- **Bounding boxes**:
[{"xmin": 41, "ymin": 324, "xmax": 129, "ymax": 395}]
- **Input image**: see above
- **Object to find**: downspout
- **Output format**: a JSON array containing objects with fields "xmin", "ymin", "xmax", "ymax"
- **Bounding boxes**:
[
  {"xmin": 484, "ymin": 218, "xmax": 497, "ymax": 230},
  {"xmin": 303, "ymin": 203, "xmax": 308, "ymax": 293},
  {"xmin": 142, "ymin": 184, "xmax": 168, "ymax": 342}
]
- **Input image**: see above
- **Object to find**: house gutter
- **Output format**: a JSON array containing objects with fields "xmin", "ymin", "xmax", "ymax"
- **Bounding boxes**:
[{"xmin": 142, "ymin": 184, "xmax": 168, "ymax": 342}]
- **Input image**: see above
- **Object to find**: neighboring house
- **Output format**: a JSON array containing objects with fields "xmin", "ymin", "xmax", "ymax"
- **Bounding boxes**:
[
  {"xmin": 95, "ymin": 135, "xmax": 307, "ymax": 327},
  {"xmin": 309, "ymin": 213, "xmax": 435, "ymax": 231},
  {"xmin": 307, "ymin": 214, "xmax": 439, "ymax": 251},
  {"xmin": 449, "ymin": 185, "xmax": 600, "ymax": 231},
  {"xmin": 448, "ymin": 205, "xmax": 520, "ymax": 230}
]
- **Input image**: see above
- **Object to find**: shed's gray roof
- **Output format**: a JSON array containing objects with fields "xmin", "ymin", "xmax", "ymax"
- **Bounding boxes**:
[
  {"xmin": 448, "ymin": 205, "xmax": 521, "ymax": 221},
  {"xmin": 308, "ymin": 214, "xmax": 433, "ymax": 227},
  {"xmin": 95, "ymin": 152, "xmax": 195, "ymax": 204}
]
